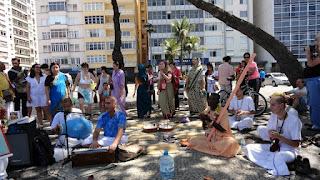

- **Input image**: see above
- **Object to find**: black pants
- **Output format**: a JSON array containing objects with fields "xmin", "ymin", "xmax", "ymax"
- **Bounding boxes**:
[
  {"xmin": 150, "ymin": 84, "xmax": 156, "ymax": 104},
  {"xmin": 174, "ymin": 91, "xmax": 179, "ymax": 109},
  {"xmin": 14, "ymin": 92, "xmax": 28, "ymax": 117},
  {"xmin": 248, "ymin": 78, "xmax": 261, "ymax": 110}
]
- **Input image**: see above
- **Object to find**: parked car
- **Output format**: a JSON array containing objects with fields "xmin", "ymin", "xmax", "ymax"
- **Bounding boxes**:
[{"xmin": 264, "ymin": 73, "xmax": 291, "ymax": 87}]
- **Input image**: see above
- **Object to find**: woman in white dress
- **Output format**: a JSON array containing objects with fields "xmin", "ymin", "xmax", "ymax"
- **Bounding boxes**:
[
  {"xmin": 97, "ymin": 66, "xmax": 110, "ymax": 112},
  {"xmin": 26, "ymin": 64, "xmax": 48, "ymax": 127}
]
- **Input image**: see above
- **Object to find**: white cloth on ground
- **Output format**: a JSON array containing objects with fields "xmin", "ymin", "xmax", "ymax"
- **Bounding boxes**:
[
  {"xmin": 228, "ymin": 96, "xmax": 255, "ymax": 130},
  {"xmin": 245, "ymin": 107, "xmax": 302, "ymax": 176}
]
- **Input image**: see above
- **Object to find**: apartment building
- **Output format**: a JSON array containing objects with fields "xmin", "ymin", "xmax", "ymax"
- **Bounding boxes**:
[
  {"xmin": 37, "ymin": 0, "xmax": 143, "ymax": 71},
  {"xmin": 148, "ymin": 0, "xmax": 254, "ymax": 65},
  {"xmin": 0, "ymin": 0, "xmax": 38, "ymax": 67}
]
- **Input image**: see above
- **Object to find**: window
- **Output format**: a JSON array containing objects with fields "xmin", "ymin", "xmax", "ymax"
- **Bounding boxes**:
[
  {"xmin": 69, "ymin": 44, "xmax": 80, "ymax": 51},
  {"xmin": 48, "ymin": 2, "xmax": 66, "ymax": 11},
  {"xmin": 86, "ymin": 42, "xmax": 105, "ymax": 50},
  {"xmin": 240, "ymin": 36, "xmax": 248, "ymax": 44},
  {"xmin": 50, "ymin": 29, "xmax": 67, "ymax": 38},
  {"xmin": 84, "ymin": 2, "xmax": 104, "ymax": 11},
  {"xmin": 122, "ymin": 31, "xmax": 130, "ymax": 36},
  {"xmin": 225, "ymin": 0, "xmax": 233, "ymax": 6},
  {"xmin": 67, "ymin": 4, "xmax": 77, "ymax": 11},
  {"xmin": 226, "ymin": 37, "xmax": 234, "ymax": 50},
  {"xmin": 40, "ymin": 5, "xmax": 48, "ymax": 12},
  {"xmin": 87, "ymin": 55, "xmax": 106, "ymax": 63},
  {"xmin": 85, "ymin": 16, "xmax": 104, "ymax": 24},
  {"xmin": 42, "ymin": 32, "xmax": 50, "ymax": 39},
  {"xmin": 151, "ymin": 38, "xmax": 164, "ymax": 47},
  {"xmin": 206, "ymin": 36, "xmax": 223, "ymax": 45},
  {"xmin": 122, "ymin": 41, "xmax": 135, "ymax": 49},
  {"xmin": 209, "ymin": 51, "xmax": 216, "ymax": 57},
  {"xmin": 51, "ymin": 43, "xmax": 69, "ymax": 52},
  {"xmin": 70, "ymin": 58, "xmax": 80, "ymax": 64},
  {"xmin": 120, "ymin": 19, "xmax": 130, "ymax": 23},
  {"xmin": 87, "ymin": 29, "xmax": 104, "ymax": 37},
  {"xmin": 240, "ymin": 0, "xmax": 247, "ymax": 4},
  {"xmin": 48, "ymin": 16, "xmax": 67, "ymax": 25},
  {"xmin": 43, "ymin": 45, "xmax": 51, "ymax": 52},
  {"xmin": 148, "ymin": 11, "xmax": 166, "ymax": 20},
  {"xmin": 240, "ymin": 11, "xmax": 247, "ymax": 17},
  {"xmin": 68, "ymin": 31, "xmax": 79, "ymax": 38},
  {"xmin": 148, "ymin": 0, "xmax": 166, "ymax": 6}
]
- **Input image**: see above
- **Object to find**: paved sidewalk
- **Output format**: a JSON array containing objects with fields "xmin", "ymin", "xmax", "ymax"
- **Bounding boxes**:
[{"xmin": 7, "ymin": 100, "xmax": 320, "ymax": 180}]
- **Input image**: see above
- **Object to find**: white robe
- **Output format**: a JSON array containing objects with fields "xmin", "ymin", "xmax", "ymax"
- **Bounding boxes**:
[
  {"xmin": 228, "ymin": 96, "xmax": 255, "ymax": 130},
  {"xmin": 245, "ymin": 108, "xmax": 302, "ymax": 176}
]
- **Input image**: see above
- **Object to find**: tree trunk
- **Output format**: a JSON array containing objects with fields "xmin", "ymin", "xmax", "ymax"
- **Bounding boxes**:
[
  {"xmin": 111, "ymin": 0, "xmax": 124, "ymax": 69},
  {"xmin": 186, "ymin": 0, "xmax": 303, "ymax": 85},
  {"xmin": 180, "ymin": 42, "xmax": 183, "ymax": 64}
]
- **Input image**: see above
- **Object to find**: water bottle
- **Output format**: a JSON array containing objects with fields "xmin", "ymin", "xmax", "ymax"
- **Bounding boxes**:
[
  {"xmin": 239, "ymin": 137, "xmax": 247, "ymax": 154},
  {"xmin": 160, "ymin": 150, "xmax": 174, "ymax": 180}
]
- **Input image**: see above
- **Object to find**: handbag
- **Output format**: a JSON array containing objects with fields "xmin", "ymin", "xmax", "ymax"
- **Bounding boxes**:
[{"xmin": 2, "ymin": 89, "xmax": 13, "ymax": 102}]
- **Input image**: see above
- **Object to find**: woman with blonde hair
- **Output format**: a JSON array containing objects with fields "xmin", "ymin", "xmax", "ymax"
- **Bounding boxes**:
[{"xmin": 157, "ymin": 60, "xmax": 175, "ymax": 118}]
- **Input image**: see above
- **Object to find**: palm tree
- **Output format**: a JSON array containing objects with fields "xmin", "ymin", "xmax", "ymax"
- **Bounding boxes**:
[
  {"xmin": 111, "ymin": 0, "xmax": 124, "ymax": 69},
  {"xmin": 163, "ymin": 39, "xmax": 180, "ymax": 63},
  {"xmin": 186, "ymin": 0, "xmax": 303, "ymax": 85},
  {"xmin": 184, "ymin": 35, "xmax": 201, "ymax": 58},
  {"xmin": 171, "ymin": 17, "xmax": 193, "ymax": 62}
]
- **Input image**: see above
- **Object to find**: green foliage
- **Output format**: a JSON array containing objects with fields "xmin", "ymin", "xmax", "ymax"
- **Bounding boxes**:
[{"xmin": 163, "ymin": 39, "xmax": 180, "ymax": 63}]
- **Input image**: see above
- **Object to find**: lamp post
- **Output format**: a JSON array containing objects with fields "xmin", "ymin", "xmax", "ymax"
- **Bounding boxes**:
[{"xmin": 144, "ymin": 23, "xmax": 156, "ymax": 70}]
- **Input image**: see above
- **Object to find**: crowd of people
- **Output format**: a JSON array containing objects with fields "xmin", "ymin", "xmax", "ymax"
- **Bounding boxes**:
[{"xmin": 0, "ymin": 35, "xmax": 319, "ymax": 177}]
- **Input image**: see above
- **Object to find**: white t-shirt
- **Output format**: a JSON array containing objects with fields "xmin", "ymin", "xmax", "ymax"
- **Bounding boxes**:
[
  {"xmin": 267, "ymin": 108, "xmax": 302, "ymax": 151},
  {"xmin": 287, "ymin": 87, "xmax": 307, "ymax": 102},
  {"xmin": 50, "ymin": 108, "xmax": 82, "ymax": 129},
  {"xmin": 207, "ymin": 74, "xmax": 217, "ymax": 93},
  {"xmin": 229, "ymin": 96, "xmax": 255, "ymax": 120}
]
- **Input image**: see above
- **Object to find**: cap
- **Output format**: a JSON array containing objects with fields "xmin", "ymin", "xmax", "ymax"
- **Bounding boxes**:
[{"xmin": 163, "ymin": 149, "xmax": 169, "ymax": 155}]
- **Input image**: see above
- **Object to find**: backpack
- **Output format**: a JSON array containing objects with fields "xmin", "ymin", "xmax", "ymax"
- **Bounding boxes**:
[{"xmin": 33, "ymin": 129, "xmax": 55, "ymax": 166}]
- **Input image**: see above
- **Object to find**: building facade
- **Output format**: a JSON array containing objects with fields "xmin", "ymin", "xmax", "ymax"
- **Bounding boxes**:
[
  {"xmin": 147, "ymin": 0, "xmax": 254, "ymax": 66},
  {"xmin": 254, "ymin": 0, "xmax": 320, "ymax": 72},
  {"xmin": 37, "ymin": 0, "xmax": 142, "ymax": 71},
  {"xmin": 0, "ymin": 0, "xmax": 38, "ymax": 67}
]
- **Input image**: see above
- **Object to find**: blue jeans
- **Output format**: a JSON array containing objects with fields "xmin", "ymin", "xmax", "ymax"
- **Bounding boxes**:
[{"xmin": 306, "ymin": 77, "xmax": 320, "ymax": 128}]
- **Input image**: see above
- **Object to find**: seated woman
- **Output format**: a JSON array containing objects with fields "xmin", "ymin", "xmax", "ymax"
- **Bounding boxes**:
[
  {"xmin": 228, "ymin": 85, "xmax": 255, "ymax": 131},
  {"xmin": 51, "ymin": 98, "xmax": 93, "ymax": 147},
  {"xmin": 188, "ymin": 94, "xmax": 240, "ymax": 158},
  {"xmin": 245, "ymin": 94, "xmax": 302, "ymax": 176}
]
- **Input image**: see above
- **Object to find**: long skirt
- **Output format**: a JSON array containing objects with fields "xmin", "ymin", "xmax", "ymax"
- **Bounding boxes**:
[
  {"xmin": 187, "ymin": 88, "xmax": 207, "ymax": 113},
  {"xmin": 137, "ymin": 84, "xmax": 151, "ymax": 118},
  {"xmin": 158, "ymin": 83, "xmax": 175, "ymax": 117}
]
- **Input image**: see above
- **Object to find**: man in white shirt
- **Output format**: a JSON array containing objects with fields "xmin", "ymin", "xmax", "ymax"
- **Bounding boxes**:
[
  {"xmin": 285, "ymin": 78, "xmax": 308, "ymax": 114},
  {"xmin": 51, "ymin": 98, "xmax": 92, "ymax": 147},
  {"xmin": 245, "ymin": 94, "xmax": 302, "ymax": 176},
  {"xmin": 228, "ymin": 85, "xmax": 255, "ymax": 131},
  {"xmin": 218, "ymin": 56, "xmax": 235, "ymax": 94}
]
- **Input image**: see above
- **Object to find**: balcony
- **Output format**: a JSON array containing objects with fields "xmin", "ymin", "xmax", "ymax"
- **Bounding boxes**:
[{"xmin": 105, "ymin": 10, "xmax": 135, "ymax": 16}]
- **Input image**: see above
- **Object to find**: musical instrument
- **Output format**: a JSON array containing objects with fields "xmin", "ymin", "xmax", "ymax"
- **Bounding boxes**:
[{"xmin": 71, "ymin": 146, "xmax": 116, "ymax": 167}]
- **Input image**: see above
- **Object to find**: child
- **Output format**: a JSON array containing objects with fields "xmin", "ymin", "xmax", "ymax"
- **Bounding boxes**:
[{"xmin": 100, "ymin": 82, "xmax": 110, "ymax": 112}]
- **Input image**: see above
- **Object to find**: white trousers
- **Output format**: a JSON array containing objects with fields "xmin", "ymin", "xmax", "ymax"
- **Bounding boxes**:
[
  {"xmin": 229, "ymin": 116, "xmax": 253, "ymax": 130},
  {"xmin": 0, "ymin": 157, "xmax": 8, "ymax": 179},
  {"xmin": 56, "ymin": 134, "xmax": 128, "ymax": 147},
  {"xmin": 245, "ymin": 125, "xmax": 296, "ymax": 176}
]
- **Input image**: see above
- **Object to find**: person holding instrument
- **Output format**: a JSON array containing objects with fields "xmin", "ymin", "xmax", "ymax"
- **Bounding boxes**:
[
  {"xmin": 245, "ymin": 94, "xmax": 302, "ymax": 176},
  {"xmin": 304, "ymin": 33, "xmax": 320, "ymax": 130}
]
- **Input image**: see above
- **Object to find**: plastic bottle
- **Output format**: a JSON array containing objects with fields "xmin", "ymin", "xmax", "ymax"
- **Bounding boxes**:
[{"xmin": 160, "ymin": 150, "xmax": 174, "ymax": 180}]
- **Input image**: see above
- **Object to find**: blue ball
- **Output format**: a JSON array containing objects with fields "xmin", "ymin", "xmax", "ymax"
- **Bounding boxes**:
[{"xmin": 61, "ymin": 117, "xmax": 93, "ymax": 139}]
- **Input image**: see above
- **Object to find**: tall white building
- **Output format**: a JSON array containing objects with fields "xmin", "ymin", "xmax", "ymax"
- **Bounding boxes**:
[
  {"xmin": 0, "ymin": 0, "xmax": 11, "ymax": 65},
  {"xmin": 8, "ymin": 0, "xmax": 38, "ymax": 67},
  {"xmin": 148, "ymin": 0, "xmax": 254, "ymax": 65},
  {"xmin": 36, "ymin": 0, "xmax": 85, "ymax": 69}
]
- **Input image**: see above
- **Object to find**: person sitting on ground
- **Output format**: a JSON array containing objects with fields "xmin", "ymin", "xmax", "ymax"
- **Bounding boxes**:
[
  {"xmin": 51, "ymin": 98, "xmax": 92, "ymax": 147},
  {"xmin": 188, "ymin": 94, "xmax": 240, "ymax": 158},
  {"xmin": 245, "ymin": 93, "xmax": 302, "ymax": 176},
  {"xmin": 228, "ymin": 85, "xmax": 255, "ymax": 131},
  {"xmin": 87, "ymin": 96, "xmax": 128, "ymax": 152},
  {"xmin": 284, "ymin": 78, "xmax": 308, "ymax": 114}
]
